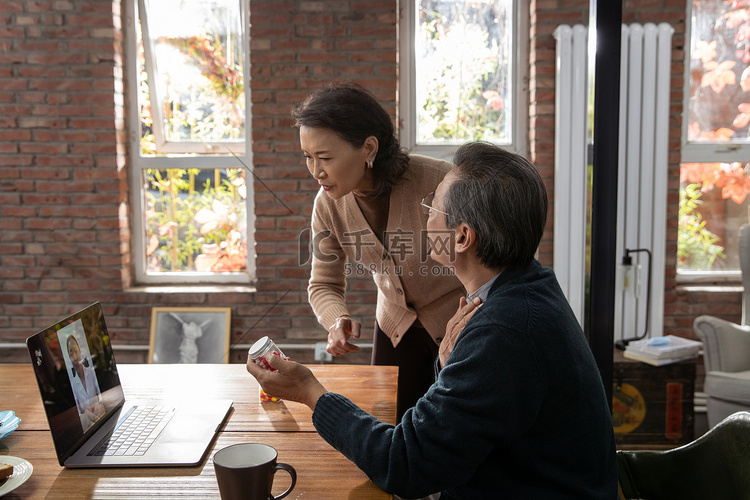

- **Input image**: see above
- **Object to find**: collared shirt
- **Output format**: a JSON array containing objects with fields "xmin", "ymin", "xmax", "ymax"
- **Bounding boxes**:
[
  {"xmin": 466, "ymin": 272, "xmax": 501, "ymax": 304},
  {"xmin": 70, "ymin": 360, "xmax": 102, "ymax": 414}
]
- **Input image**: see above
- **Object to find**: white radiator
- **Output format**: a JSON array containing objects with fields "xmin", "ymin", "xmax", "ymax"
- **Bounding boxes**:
[
  {"xmin": 553, "ymin": 24, "xmax": 589, "ymax": 327},
  {"xmin": 553, "ymin": 23, "xmax": 674, "ymax": 340}
]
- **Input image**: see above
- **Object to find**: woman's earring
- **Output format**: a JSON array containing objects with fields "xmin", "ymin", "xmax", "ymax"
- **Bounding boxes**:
[{"xmin": 367, "ymin": 160, "xmax": 374, "ymax": 169}]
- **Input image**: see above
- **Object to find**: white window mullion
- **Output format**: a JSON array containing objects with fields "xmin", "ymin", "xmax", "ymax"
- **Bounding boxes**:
[{"xmin": 136, "ymin": 0, "xmax": 168, "ymax": 152}]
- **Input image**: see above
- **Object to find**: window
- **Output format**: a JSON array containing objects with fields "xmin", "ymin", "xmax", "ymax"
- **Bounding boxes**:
[
  {"xmin": 680, "ymin": 0, "xmax": 750, "ymax": 281},
  {"xmin": 399, "ymin": 0, "xmax": 526, "ymax": 160},
  {"xmin": 125, "ymin": 0, "xmax": 253, "ymax": 285}
]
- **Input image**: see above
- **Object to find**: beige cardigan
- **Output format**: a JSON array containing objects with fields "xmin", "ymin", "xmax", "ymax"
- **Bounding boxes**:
[{"xmin": 308, "ymin": 155, "xmax": 465, "ymax": 347}]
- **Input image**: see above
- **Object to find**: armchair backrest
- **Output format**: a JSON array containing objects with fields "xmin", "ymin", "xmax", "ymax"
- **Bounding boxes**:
[
  {"xmin": 692, "ymin": 224, "xmax": 750, "ymax": 373},
  {"xmin": 740, "ymin": 224, "xmax": 750, "ymax": 326},
  {"xmin": 694, "ymin": 315, "xmax": 750, "ymax": 373},
  {"xmin": 617, "ymin": 411, "xmax": 750, "ymax": 500}
]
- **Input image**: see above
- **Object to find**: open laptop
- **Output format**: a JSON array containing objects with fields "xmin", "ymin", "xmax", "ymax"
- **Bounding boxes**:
[{"xmin": 25, "ymin": 302, "xmax": 233, "ymax": 468}]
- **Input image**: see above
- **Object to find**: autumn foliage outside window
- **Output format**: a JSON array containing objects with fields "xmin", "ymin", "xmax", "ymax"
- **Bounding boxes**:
[{"xmin": 680, "ymin": 0, "xmax": 750, "ymax": 271}]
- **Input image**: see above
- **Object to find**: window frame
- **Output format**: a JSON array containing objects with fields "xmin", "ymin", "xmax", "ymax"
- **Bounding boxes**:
[
  {"xmin": 398, "ymin": 0, "xmax": 528, "ymax": 161},
  {"xmin": 679, "ymin": 0, "xmax": 750, "ymax": 284},
  {"xmin": 124, "ymin": 0, "xmax": 255, "ymax": 286}
]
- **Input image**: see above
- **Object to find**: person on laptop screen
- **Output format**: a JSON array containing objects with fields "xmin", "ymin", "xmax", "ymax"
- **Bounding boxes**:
[
  {"xmin": 62, "ymin": 329, "xmax": 105, "ymax": 431},
  {"xmin": 247, "ymin": 142, "xmax": 617, "ymax": 499}
]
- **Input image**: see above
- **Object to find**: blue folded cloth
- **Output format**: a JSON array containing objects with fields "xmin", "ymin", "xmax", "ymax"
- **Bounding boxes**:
[{"xmin": 0, "ymin": 410, "xmax": 21, "ymax": 440}]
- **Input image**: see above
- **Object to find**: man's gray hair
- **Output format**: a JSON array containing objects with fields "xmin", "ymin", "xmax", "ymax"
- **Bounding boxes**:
[{"xmin": 444, "ymin": 142, "xmax": 548, "ymax": 271}]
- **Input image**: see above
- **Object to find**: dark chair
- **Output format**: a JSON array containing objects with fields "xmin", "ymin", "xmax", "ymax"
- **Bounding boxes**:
[{"xmin": 617, "ymin": 411, "xmax": 750, "ymax": 500}]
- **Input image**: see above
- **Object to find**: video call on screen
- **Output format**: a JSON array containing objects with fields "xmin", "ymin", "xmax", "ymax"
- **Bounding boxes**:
[{"xmin": 28, "ymin": 304, "xmax": 124, "ymax": 453}]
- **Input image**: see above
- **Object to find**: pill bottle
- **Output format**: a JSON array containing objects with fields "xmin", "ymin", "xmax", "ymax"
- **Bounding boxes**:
[{"xmin": 249, "ymin": 336, "xmax": 288, "ymax": 403}]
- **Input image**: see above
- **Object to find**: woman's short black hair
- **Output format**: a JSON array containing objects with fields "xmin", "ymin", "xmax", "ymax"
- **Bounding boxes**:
[{"xmin": 291, "ymin": 81, "xmax": 410, "ymax": 197}]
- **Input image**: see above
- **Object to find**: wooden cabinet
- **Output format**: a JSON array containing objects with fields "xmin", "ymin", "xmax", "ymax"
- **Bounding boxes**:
[{"xmin": 612, "ymin": 349, "xmax": 697, "ymax": 448}]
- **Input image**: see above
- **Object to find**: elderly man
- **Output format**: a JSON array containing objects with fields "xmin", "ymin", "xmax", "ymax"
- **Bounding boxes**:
[{"xmin": 247, "ymin": 141, "xmax": 617, "ymax": 499}]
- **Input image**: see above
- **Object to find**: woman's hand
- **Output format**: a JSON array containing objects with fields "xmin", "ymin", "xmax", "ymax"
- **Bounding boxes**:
[
  {"xmin": 246, "ymin": 353, "xmax": 328, "ymax": 410},
  {"xmin": 326, "ymin": 316, "xmax": 361, "ymax": 356}
]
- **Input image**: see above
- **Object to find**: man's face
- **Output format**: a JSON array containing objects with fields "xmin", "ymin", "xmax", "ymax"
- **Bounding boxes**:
[
  {"xmin": 68, "ymin": 339, "xmax": 82, "ymax": 368},
  {"xmin": 426, "ymin": 170, "xmax": 457, "ymax": 268}
]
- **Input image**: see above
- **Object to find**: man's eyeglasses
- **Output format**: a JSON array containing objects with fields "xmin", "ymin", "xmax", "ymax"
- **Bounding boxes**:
[{"xmin": 421, "ymin": 192, "xmax": 449, "ymax": 216}]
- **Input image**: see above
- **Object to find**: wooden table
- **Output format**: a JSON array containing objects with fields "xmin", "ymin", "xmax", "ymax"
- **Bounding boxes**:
[{"xmin": 0, "ymin": 363, "xmax": 398, "ymax": 499}]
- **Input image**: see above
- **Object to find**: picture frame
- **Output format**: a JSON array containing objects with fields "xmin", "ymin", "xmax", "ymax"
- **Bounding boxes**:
[{"xmin": 148, "ymin": 307, "xmax": 232, "ymax": 364}]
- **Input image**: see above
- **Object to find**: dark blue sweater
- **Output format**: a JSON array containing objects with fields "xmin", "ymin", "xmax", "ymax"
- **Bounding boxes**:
[{"xmin": 313, "ymin": 260, "xmax": 617, "ymax": 499}]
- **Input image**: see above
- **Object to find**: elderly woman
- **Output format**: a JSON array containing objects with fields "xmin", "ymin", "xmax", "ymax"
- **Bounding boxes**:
[{"xmin": 292, "ymin": 82, "xmax": 465, "ymax": 418}]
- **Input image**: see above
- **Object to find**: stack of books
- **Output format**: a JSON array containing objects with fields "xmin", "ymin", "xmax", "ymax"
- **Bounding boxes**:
[{"xmin": 623, "ymin": 335, "xmax": 703, "ymax": 366}]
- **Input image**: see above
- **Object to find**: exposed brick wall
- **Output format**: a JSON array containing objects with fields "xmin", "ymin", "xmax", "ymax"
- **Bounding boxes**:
[
  {"xmin": 0, "ymin": 0, "xmax": 742, "ymax": 366},
  {"xmin": 0, "ymin": 0, "xmax": 133, "ymax": 354}
]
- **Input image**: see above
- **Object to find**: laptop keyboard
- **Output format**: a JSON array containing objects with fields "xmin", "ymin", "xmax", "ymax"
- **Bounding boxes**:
[{"xmin": 89, "ymin": 405, "xmax": 176, "ymax": 457}]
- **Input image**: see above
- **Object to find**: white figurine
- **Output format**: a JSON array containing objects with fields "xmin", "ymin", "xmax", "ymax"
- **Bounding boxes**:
[{"xmin": 169, "ymin": 313, "xmax": 211, "ymax": 363}]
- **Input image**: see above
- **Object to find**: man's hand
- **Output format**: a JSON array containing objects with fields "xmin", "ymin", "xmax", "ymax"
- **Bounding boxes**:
[
  {"xmin": 326, "ymin": 316, "xmax": 361, "ymax": 355},
  {"xmin": 439, "ymin": 296, "xmax": 482, "ymax": 367},
  {"xmin": 446, "ymin": 296, "xmax": 481, "ymax": 336},
  {"xmin": 246, "ymin": 353, "xmax": 328, "ymax": 411}
]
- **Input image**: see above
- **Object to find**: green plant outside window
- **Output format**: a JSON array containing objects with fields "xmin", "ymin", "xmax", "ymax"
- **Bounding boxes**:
[
  {"xmin": 144, "ymin": 168, "xmax": 247, "ymax": 273},
  {"xmin": 416, "ymin": 0, "xmax": 513, "ymax": 145}
]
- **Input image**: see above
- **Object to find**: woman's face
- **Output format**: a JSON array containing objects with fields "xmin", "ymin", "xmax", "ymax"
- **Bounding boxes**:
[{"xmin": 300, "ymin": 126, "xmax": 377, "ymax": 200}]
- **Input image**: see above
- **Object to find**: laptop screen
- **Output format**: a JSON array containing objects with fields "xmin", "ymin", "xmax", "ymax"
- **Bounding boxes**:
[{"xmin": 26, "ymin": 302, "xmax": 125, "ymax": 460}]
